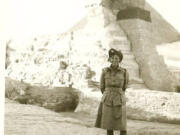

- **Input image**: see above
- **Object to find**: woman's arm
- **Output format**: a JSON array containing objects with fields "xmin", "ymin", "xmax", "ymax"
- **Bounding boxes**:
[
  {"xmin": 100, "ymin": 69, "xmax": 106, "ymax": 94},
  {"xmin": 123, "ymin": 69, "xmax": 129, "ymax": 91}
]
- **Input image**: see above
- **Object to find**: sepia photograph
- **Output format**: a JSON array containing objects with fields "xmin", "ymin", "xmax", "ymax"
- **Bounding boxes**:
[{"xmin": 1, "ymin": 0, "xmax": 180, "ymax": 135}]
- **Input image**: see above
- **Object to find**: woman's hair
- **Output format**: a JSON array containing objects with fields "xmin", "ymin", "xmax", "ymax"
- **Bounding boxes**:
[{"xmin": 108, "ymin": 48, "xmax": 123, "ymax": 62}]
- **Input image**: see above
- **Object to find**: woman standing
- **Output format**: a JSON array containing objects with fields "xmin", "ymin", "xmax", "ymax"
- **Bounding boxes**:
[{"xmin": 95, "ymin": 48, "xmax": 129, "ymax": 135}]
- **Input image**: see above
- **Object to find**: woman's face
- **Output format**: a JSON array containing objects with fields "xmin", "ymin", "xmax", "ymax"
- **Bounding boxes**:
[{"xmin": 109, "ymin": 55, "xmax": 120, "ymax": 66}]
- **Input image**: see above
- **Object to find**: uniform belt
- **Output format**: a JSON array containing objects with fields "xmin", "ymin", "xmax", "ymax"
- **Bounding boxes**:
[
  {"xmin": 106, "ymin": 86, "xmax": 122, "ymax": 88},
  {"xmin": 105, "ymin": 87, "xmax": 123, "ymax": 93}
]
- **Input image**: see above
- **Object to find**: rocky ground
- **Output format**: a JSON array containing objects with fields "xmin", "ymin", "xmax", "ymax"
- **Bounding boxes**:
[{"xmin": 4, "ymin": 98, "xmax": 180, "ymax": 135}]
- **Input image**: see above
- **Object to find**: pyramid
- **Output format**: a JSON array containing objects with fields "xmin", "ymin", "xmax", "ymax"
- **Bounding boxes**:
[{"xmin": 67, "ymin": 0, "xmax": 180, "ymax": 91}]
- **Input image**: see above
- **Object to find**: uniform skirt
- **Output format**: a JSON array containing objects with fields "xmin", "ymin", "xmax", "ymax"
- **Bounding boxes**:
[{"xmin": 95, "ymin": 100, "xmax": 127, "ymax": 130}]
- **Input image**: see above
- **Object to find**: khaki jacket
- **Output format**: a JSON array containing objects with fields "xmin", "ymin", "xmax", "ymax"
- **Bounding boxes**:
[{"xmin": 100, "ymin": 66, "xmax": 129, "ymax": 106}]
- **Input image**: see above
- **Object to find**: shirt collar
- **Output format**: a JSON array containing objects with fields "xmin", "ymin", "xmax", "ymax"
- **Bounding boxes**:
[
  {"xmin": 110, "ymin": 64, "xmax": 119, "ymax": 71},
  {"xmin": 109, "ymin": 64, "xmax": 124, "ymax": 72}
]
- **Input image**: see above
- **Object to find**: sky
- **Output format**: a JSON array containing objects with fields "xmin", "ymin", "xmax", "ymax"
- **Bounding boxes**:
[
  {"xmin": 1, "ymin": 0, "xmax": 180, "ymax": 40},
  {"xmin": 147, "ymin": 0, "xmax": 180, "ymax": 32},
  {"xmin": 2, "ymin": 0, "xmax": 87, "ymax": 40}
]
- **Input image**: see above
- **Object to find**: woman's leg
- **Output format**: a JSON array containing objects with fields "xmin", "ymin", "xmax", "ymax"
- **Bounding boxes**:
[
  {"xmin": 120, "ymin": 130, "xmax": 127, "ymax": 135},
  {"xmin": 107, "ymin": 130, "xmax": 114, "ymax": 135}
]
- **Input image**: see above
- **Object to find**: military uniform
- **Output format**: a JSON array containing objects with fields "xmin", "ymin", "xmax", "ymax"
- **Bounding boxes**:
[{"xmin": 95, "ymin": 65, "xmax": 129, "ymax": 131}]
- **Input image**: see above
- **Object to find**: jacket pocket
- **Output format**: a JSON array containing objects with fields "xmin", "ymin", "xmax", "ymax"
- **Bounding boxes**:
[
  {"xmin": 104, "ymin": 76, "xmax": 111, "ymax": 86},
  {"xmin": 113, "ymin": 95, "xmax": 122, "ymax": 106}
]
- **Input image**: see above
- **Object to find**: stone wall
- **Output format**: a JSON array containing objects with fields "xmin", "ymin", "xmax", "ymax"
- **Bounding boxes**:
[{"xmin": 76, "ymin": 88, "xmax": 180, "ymax": 124}]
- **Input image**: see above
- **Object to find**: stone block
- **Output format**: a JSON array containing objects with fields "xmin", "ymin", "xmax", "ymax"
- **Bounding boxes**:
[
  {"xmin": 126, "ymin": 88, "xmax": 180, "ymax": 124},
  {"xmin": 5, "ymin": 77, "xmax": 80, "ymax": 112},
  {"xmin": 76, "ymin": 88, "xmax": 180, "ymax": 124},
  {"xmin": 123, "ymin": 53, "xmax": 135, "ymax": 60},
  {"xmin": 106, "ymin": 30, "xmax": 127, "ymax": 37},
  {"xmin": 121, "ymin": 64, "xmax": 140, "ymax": 79},
  {"xmin": 109, "ymin": 40, "xmax": 131, "ymax": 51}
]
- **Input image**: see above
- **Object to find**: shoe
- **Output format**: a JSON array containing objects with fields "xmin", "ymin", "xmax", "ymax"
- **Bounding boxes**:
[{"xmin": 107, "ymin": 130, "xmax": 114, "ymax": 135}]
